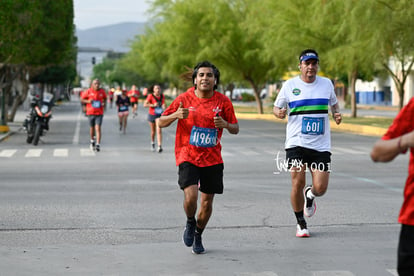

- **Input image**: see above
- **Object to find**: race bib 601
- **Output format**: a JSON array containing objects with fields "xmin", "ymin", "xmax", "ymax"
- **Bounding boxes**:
[{"xmin": 301, "ymin": 117, "xmax": 324, "ymax": 135}]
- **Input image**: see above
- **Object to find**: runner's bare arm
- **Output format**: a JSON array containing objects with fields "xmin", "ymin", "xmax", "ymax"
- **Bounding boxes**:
[
  {"xmin": 213, "ymin": 115, "xmax": 239, "ymax": 134},
  {"xmin": 371, "ymin": 131, "xmax": 414, "ymax": 162},
  {"xmin": 273, "ymin": 106, "xmax": 287, "ymax": 119},
  {"xmin": 331, "ymin": 103, "xmax": 342, "ymax": 125},
  {"xmin": 158, "ymin": 102, "xmax": 189, "ymax": 128}
]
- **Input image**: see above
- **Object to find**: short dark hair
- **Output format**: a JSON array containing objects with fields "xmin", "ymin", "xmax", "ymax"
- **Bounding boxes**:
[{"xmin": 192, "ymin": 61, "xmax": 220, "ymax": 89}]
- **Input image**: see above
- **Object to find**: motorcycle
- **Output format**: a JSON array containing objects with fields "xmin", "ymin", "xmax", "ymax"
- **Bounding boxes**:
[{"xmin": 23, "ymin": 92, "xmax": 54, "ymax": 145}]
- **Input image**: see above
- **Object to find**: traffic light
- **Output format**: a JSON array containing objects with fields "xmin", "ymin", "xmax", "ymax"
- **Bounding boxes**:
[{"xmin": 92, "ymin": 57, "xmax": 96, "ymax": 65}]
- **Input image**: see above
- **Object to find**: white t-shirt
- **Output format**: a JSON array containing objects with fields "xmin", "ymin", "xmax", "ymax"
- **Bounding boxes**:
[{"xmin": 274, "ymin": 75, "xmax": 338, "ymax": 152}]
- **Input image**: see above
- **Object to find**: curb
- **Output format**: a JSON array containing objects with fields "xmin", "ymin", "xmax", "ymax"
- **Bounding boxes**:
[
  {"xmin": 235, "ymin": 113, "xmax": 387, "ymax": 137},
  {"xmin": 0, "ymin": 124, "xmax": 22, "ymax": 142}
]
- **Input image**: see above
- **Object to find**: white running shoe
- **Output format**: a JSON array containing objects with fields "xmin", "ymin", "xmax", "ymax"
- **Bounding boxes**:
[
  {"xmin": 296, "ymin": 224, "xmax": 310, "ymax": 238},
  {"xmin": 304, "ymin": 186, "xmax": 316, "ymax": 217},
  {"xmin": 89, "ymin": 140, "xmax": 95, "ymax": 151}
]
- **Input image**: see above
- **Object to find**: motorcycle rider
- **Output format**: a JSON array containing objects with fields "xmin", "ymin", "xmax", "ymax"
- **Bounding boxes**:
[
  {"xmin": 81, "ymin": 79, "xmax": 107, "ymax": 152},
  {"xmin": 23, "ymin": 90, "xmax": 54, "ymax": 145}
]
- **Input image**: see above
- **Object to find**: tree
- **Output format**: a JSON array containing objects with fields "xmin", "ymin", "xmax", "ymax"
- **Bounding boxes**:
[
  {"xmin": 318, "ymin": 0, "xmax": 380, "ymax": 118},
  {"xmin": 197, "ymin": 0, "xmax": 278, "ymax": 114},
  {"xmin": 126, "ymin": 0, "xmax": 279, "ymax": 113},
  {"xmin": 0, "ymin": 0, "xmax": 75, "ymax": 123},
  {"xmin": 373, "ymin": 0, "xmax": 414, "ymax": 109},
  {"xmin": 260, "ymin": 0, "xmax": 381, "ymax": 118}
]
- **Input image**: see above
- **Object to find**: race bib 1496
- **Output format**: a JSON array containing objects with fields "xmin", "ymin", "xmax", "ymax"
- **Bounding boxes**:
[{"xmin": 190, "ymin": 126, "xmax": 218, "ymax": 147}]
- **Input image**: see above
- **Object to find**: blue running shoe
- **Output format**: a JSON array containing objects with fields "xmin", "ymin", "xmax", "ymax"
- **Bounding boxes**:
[
  {"xmin": 183, "ymin": 220, "xmax": 196, "ymax": 247},
  {"xmin": 192, "ymin": 232, "xmax": 205, "ymax": 254}
]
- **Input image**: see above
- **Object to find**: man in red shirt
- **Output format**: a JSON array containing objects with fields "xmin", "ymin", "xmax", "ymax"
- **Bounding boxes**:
[
  {"xmin": 159, "ymin": 61, "xmax": 239, "ymax": 254},
  {"xmin": 371, "ymin": 98, "xmax": 414, "ymax": 275},
  {"xmin": 81, "ymin": 79, "xmax": 107, "ymax": 152},
  {"xmin": 127, "ymin": 85, "xmax": 140, "ymax": 117}
]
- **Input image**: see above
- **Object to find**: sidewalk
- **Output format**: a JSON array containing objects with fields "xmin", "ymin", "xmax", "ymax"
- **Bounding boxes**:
[
  {"xmin": 0, "ymin": 106, "xmax": 28, "ymax": 142},
  {"xmin": 0, "ymin": 123, "xmax": 23, "ymax": 142}
]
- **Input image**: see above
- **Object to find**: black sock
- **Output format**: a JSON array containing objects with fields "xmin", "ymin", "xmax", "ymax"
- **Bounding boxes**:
[
  {"xmin": 187, "ymin": 216, "xmax": 196, "ymax": 224},
  {"xmin": 295, "ymin": 211, "xmax": 307, "ymax": 229},
  {"xmin": 196, "ymin": 227, "xmax": 204, "ymax": 235}
]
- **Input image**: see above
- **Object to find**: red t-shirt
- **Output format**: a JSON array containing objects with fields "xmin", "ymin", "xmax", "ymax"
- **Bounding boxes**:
[
  {"xmin": 382, "ymin": 97, "xmax": 414, "ymax": 225},
  {"xmin": 128, "ymin": 89, "xmax": 140, "ymax": 103},
  {"xmin": 163, "ymin": 87, "xmax": 238, "ymax": 167},
  {"xmin": 146, "ymin": 94, "xmax": 165, "ymax": 115},
  {"xmin": 81, "ymin": 88, "xmax": 107, "ymax": 115}
]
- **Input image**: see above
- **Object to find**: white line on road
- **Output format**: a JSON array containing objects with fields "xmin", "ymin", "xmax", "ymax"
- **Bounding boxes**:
[
  {"xmin": 53, "ymin": 148, "xmax": 68, "ymax": 157},
  {"xmin": 80, "ymin": 148, "xmax": 95, "ymax": 156},
  {"xmin": 0, "ymin": 149, "xmax": 17, "ymax": 157},
  {"xmin": 72, "ymin": 110, "xmax": 81, "ymax": 145},
  {"xmin": 236, "ymin": 272, "xmax": 279, "ymax": 276},
  {"xmin": 312, "ymin": 271, "xmax": 354, "ymax": 276},
  {"xmin": 25, "ymin": 149, "xmax": 42, "ymax": 157},
  {"xmin": 387, "ymin": 269, "xmax": 398, "ymax": 276}
]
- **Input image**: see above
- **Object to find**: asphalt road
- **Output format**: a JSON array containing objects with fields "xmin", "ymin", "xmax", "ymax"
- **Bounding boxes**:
[{"xmin": 0, "ymin": 98, "xmax": 406, "ymax": 276}]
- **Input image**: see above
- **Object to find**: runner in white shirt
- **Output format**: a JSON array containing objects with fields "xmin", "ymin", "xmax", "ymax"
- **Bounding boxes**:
[{"xmin": 273, "ymin": 49, "xmax": 342, "ymax": 237}]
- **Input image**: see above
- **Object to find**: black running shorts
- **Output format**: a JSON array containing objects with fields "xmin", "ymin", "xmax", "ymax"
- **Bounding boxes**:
[
  {"xmin": 178, "ymin": 161, "xmax": 224, "ymax": 194},
  {"xmin": 285, "ymin": 146, "xmax": 331, "ymax": 172},
  {"xmin": 88, "ymin": 115, "xmax": 103, "ymax": 127}
]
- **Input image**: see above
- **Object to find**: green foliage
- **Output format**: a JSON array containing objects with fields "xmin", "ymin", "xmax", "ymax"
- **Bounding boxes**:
[
  {"xmin": 0, "ymin": 0, "xmax": 76, "ymax": 89},
  {"xmin": 30, "ymin": 65, "xmax": 76, "ymax": 84},
  {"xmin": 117, "ymin": 0, "xmax": 414, "ymax": 113},
  {"xmin": 241, "ymin": 93, "xmax": 255, "ymax": 102},
  {"xmin": 0, "ymin": 0, "xmax": 74, "ymax": 66}
]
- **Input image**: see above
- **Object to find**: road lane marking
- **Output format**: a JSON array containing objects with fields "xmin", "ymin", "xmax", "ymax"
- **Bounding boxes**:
[
  {"xmin": 72, "ymin": 110, "xmax": 81, "ymax": 145},
  {"xmin": 80, "ymin": 148, "xmax": 95, "ymax": 156},
  {"xmin": 312, "ymin": 271, "xmax": 354, "ymax": 276},
  {"xmin": 332, "ymin": 147, "xmax": 365, "ymax": 155},
  {"xmin": 336, "ymin": 172, "xmax": 403, "ymax": 193},
  {"xmin": 237, "ymin": 272, "xmax": 278, "ymax": 276},
  {"xmin": 25, "ymin": 149, "xmax": 42, "ymax": 157},
  {"xmin": 387, "ymin": 269, "xmax": 398, "ymax": 275},
  {"xmin": 222, "ymin": 151, "xmax": 234, "ymax": 157},
  {"xmin": 0, "ymin": 149, "xmax": 17, "ymax": 157},
  {"xmin": 53, "ymin": 148, "xmax": 68, "ymax": 157}
]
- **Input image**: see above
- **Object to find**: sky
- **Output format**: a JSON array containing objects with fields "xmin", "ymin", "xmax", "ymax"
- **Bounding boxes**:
[{"xmin": 73, "ymin": 0, "xmax": 150, "ymax": 30}]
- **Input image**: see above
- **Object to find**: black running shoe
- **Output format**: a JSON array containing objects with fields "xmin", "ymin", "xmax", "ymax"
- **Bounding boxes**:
[
  {"xmin": 192, "ymin": 232, "xmax": 205, "ymax": 254},
  {"xmin": 183, "ymin": 220, "xmax": 196, "ymax": 247}
]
